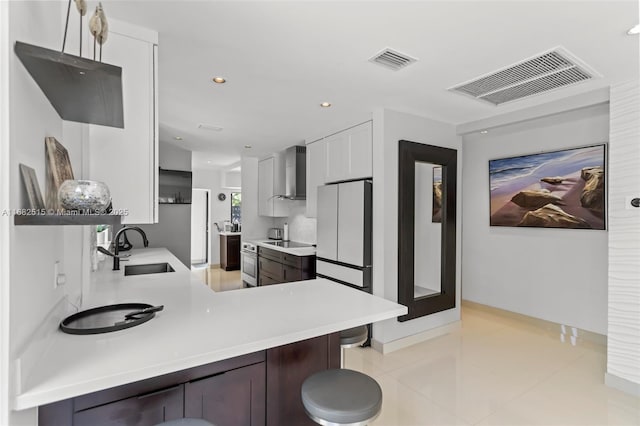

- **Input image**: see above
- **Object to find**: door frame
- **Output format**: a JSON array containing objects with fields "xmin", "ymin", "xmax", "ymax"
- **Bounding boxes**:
[{"xmin": 191, "ymin": 188, "xmax": 211, "ymax": 267}]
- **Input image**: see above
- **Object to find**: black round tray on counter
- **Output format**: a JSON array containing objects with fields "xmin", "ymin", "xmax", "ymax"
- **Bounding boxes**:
[{"xmin": 60, "ymin": 303, "xmax": 164, "ymax": 335}]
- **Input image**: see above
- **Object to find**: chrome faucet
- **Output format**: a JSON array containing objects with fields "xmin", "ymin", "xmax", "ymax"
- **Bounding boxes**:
[{"xmin": 111, "ymin": 226, "xmax": 149, "ymax": 270}]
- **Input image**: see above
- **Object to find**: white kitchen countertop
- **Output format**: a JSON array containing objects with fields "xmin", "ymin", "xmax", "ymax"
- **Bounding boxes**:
[
  {"xmin": 14, "ymin": 248, "xmax": 405, "ymax": 410},
  {"xmin": 218, "ymin": 231, "xmax": 242, "ymax": 236},
  {"xmin": 257, "ymin": 241, "xmax": 317, "ymax": 256}
]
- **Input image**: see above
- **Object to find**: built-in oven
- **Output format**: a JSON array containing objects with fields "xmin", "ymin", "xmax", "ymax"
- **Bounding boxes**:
[{"xmin": 241, "ymin": 242, "xmax": 257, "ymax": 287}]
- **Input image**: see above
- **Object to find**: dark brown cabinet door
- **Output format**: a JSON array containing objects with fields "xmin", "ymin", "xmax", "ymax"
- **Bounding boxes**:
[
  {"xmin": 259, "ymin": 272, "xmax": 281, "ymax": 286},
  {"xmin": 221, "ymin": 235, "xmax": 241, "ymax": 271},
  {"xmin": 258, "ymin": 257, "xmax": 283, "ymax": 280},
  {"xmin": 282, "ymin": 265, "xmax": 302, "ymax": 283},
  {"xmin": 72, "ymin": 384, "xmax": 184, "ymax": 426},
  {"xmin": 185, "ymin": 363, "xmax": 266, "ymax": 426},
  {"xmin": 227, "ymin": 235, "xmax": 240, "ymax": 269},
  {"xmin": 266, "ymin": 334, "xmax": 340, "ymax": 426}
]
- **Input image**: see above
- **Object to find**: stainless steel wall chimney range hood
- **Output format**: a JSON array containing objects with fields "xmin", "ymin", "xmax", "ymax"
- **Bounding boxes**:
[{"xmin": 277, "ymin": 145, "xmax": 306, "ymax": 200}]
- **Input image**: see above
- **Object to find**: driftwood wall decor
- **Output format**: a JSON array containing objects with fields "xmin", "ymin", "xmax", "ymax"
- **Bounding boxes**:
[
  {"xmin": 45, "ymin": 137, "xmax": 74, "ymax": 209},
  {"xmin": 19, "ymin": 164, "xmax": 46, "ymax": 210}
]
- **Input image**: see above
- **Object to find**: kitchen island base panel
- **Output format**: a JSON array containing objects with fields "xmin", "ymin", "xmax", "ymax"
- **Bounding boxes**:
[
  {"xmin": 266, "ymin": 333, "xmax": 340, "ymax": 426},
  {"xmin": 38, "ymin": 334, "xmax": 339, "ymax": 426}
]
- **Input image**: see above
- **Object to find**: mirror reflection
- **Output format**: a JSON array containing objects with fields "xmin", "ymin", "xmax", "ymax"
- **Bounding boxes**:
[{"xmin": 414, "ymin": 162, "xmax": 442, "ymax": 299}]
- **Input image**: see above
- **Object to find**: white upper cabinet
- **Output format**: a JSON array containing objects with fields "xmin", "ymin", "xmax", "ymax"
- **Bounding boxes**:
[
  {"xmin": 325, "ymin": 121, "xmax": 372, "ymax": 184},
  {"xmin": 325, "ymin": 131, "xmax": 350, "ymax": 184},
  {"xmin": 347, "ymin": 122, "xmax": 373, "ymax": 180},
  {"xmin": 305, "ymin": 138, "xmax": 326, "ymax": 218},
  {"xmin": 258, "ymin": 154, "xmax": 288, "ymax": 217},
  {"xmin": 89, "ymin": 21, "xmax": 158, "ymax": 224},
  {"xmin": 305, "ymin": 121, "xmax": 372, "ymax": 217}
]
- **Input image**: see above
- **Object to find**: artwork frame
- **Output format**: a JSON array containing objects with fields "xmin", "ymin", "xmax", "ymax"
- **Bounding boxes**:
[
  {"xmin": 19, "ymin": 164, "xmax": 46, "ymax": 210},
  {"xmin": 432, "ymin": 166, "xmax": 442, "ymax": 223},
  {"xmin": 45, "ymin": 137, "xmax": 74, "ymax": 209},
  {"xmin": 489, "ymin": 144, "xmax": 606, "ymax": 230}
]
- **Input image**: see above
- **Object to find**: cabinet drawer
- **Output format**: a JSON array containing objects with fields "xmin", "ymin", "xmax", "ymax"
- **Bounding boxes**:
[
  {"xmin": 259, "ymin": 272, "xmax": 281, "ymax": 286},
  {"xmin": 281, "ymin": 253, "xmax": 303, "ymax": 268},
  {"xmin": 259, "ymin": 257, "xmax": 283, "ymax": 280},
  {"xmin": 258, "ymin": 246, "xmax": 282, "ymax": 263},
  {"xmin": 73, "ymin": 385, "xmax": 184, "ymax": 426},
  {"xmin": 185, "ymin": 363, "xmax": 265, "ymax": 426},
  {"xmin": 283, "ymin": 265, "xmax": 302, "ymax": 283}
]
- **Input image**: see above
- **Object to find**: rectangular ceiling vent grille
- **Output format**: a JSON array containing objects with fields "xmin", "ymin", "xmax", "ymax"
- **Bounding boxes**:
[
  {"xmin": 369, "ymin": 48, "xmax": 418, "ymax": 71},
  {"xmin": 449, "ymin": 48, "xmax": 600, "ymax": 105}
]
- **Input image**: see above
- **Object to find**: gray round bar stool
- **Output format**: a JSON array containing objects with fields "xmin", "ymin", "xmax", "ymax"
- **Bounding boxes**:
[
  {"xmin": 339, "ymin": 325, "xmax": 368, "ymax": 367},
  {"xmin": 301, "ymin": 368, "xmax": 382, "ymax": 426},
  {"xmin": 154, "ymin": 419, "xmax": 214, "ymax": 426}
]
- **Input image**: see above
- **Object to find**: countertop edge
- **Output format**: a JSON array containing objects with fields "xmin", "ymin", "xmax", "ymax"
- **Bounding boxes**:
[
  {"xmin": 13, "ymin": 306, "xmax": 405, "ymax": 410},
  {"xmin": 256, "ymin": 241, "xmax": 316, "ymax": 256}
]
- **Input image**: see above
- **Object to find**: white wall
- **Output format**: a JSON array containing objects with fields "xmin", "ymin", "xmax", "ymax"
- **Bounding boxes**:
[
  {"xmin": 606, "ymin": 80, "xmax": 640, "ymax": 394},
  {"xmin": 222, "ymin": 170, "xmax": 241, "ymax": 189},
  {"xmin": 6, "ymin": 2, "xmax": 88, "ymax": 423},
  {"xmin": 240, "ymin": 157, "xmax": 275, "ymax": 241},
  {"xmin": 462, "ymin": 103, "xmax": 609, "ymax": 335},
  {"xmin": 0, "ymin": 1, "xmax": 10, "ymax": 423},
  {"xmin": 192, "ymin": 168, "xmax": 239, "ymax": 265},
  {"xmin": 371, "ymin": 108, "xmax": 462, "ymax": 345},
  {"xmin": 133, "ymin": 142, "xmax": 192, "ymax": 267}
]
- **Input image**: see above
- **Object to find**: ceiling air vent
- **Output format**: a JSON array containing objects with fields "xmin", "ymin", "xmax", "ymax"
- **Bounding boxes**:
[
  {"xmin": 449, "ymin": 47, "xmax": 600, "ymax": 105},
  {"xmin": 369, "ymin": 48, "xmax": 418, "ymax": 71}
]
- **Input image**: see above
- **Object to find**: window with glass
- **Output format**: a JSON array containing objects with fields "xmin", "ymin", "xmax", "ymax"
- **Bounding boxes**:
[{"xmin": 231, "ymin": 192, "xmax": 242, "ymax": 223}]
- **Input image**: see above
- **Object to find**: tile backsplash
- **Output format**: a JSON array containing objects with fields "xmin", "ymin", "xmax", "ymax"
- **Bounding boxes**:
[{"xmin": 275, "ymin": 201, "xmax": 316, "ymax": 244}]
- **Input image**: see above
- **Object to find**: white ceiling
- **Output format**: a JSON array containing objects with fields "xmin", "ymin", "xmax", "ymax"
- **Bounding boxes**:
[{"xmin": 105, "ymin": 0, "xmax": 639, "ymax": 169}]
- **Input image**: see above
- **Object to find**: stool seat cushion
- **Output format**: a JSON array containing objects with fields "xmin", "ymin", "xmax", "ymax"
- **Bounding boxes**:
[
  {"xmin": 301, "ymin": 369, "xmax": 382, "ymax": 425},
  {"xmin": 154, "ymin": 419, "xmax": 214, "ymax": 426},
  {"xmin": 340, "ymin": 326, "xmax": 368, "ymax": 346}
]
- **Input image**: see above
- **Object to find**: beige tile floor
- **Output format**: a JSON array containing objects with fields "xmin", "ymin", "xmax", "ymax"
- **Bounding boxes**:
[
  {"xmin": 191, "ymin": 265, "xmax": 244, "ymax": 292},
  {"xmin": 345, "ymin": 306, "xmax": 640, "ymax": 426},
  {"xmin": 190, "ymin": 271, "xmax": 639, "ymax": 425}
]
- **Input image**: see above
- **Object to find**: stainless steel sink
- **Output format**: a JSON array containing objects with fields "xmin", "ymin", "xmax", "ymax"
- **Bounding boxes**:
[{"xmin": 124, "ymin": 262, "xmax": 175, "ymax": 276}]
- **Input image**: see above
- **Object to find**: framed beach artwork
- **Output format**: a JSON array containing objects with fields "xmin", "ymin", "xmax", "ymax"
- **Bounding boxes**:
[
  {"xmin": 432, "ymin": 167, "xmax": 442, "ymax": 223},
  {"xmin": 489, "ymin": 144, "xmax": 606, "ymax": 230}
]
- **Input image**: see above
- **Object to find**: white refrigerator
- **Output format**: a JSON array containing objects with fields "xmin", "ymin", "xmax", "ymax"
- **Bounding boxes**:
[{"xmin": 316, "ymin": 180, "xmax": 372, "ymax": 290}]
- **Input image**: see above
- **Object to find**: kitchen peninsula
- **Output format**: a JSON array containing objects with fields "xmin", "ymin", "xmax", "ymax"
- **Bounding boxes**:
[{"xmin": 17, "ymin": 248, "xmax": 406, "ymax": 425}]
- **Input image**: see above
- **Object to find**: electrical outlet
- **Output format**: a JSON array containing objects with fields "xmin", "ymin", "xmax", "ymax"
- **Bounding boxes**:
[{"xmin": 53, "ymin": 261, "xmax": 60, "ymax": 289}]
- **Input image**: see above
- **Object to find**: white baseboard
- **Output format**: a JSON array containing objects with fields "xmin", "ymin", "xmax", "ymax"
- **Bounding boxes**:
[
  {"xmin": 371, "ymin": 321, "xmax": 461, "ymax": 354},
  {"xmin": 605, "ymin": 373, "xmax": 640, "ymax": 397}
]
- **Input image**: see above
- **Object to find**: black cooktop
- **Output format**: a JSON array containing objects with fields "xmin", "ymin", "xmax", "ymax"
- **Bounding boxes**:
[{"xmin": 264, "ymin": 240, "xmax": 314, "ymax": 248}]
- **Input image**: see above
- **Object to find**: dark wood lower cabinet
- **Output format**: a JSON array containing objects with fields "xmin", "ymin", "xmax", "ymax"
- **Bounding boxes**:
[
  {"xmin": 258, "ymin": 272, "xmax": 281, "ymax": 286},
  {"xmin": 73, "ymin": 384, "xmax": 184, "ymax": 426},
  {"xmin": 38, "ymin": 334, "xmax": 340, "ymax": 426},
  {"xmin": 257, "ymin": 247, "xmax": 315, "ymax": 286},
  {"xmin": 266, "ymin": 333, "xmax": 341, "ymax": 426},
  {"xmin": 220, "ymin": 234, "xmax": 240, "ymax": 271},
  {"xmin": 185, "ymin": 363, "xmax": 265, "ymax": 426}
]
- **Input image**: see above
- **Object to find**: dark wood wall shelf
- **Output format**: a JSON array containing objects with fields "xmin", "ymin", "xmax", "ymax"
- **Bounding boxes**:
[
  {"xmin": 14, "ymin": 41, "xmax": 124, "ymax": 128},
  {"xmin": 14, "ymin": 214, "xmax": 122, "ymax": 226}
]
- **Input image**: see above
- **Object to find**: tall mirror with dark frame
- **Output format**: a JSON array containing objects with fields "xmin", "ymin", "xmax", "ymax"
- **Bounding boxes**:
[{"xmin": 398, "ymin": 140, "xmax": 457, "ymax": 322}]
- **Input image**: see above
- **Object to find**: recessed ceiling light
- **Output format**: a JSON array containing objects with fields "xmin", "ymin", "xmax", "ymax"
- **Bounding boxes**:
[
  {"xmin": 207, "ymin": 161, "xmax": 212, "ymax": 164},
  {"xmin": 627, "ymin": 24, "xmax": 640, "ymax": 35},
  {"xmin": 212, "ymin": 77, "xmax": 226, "ymax": 84},
  {"xmin": 198, "ymin": 123, "xmax": 224, "ymax": 131},
  {"xmin": 480, "ymin": 130, "xmax": 489, "ymax": 134},
  {"xmin": 320, "ymin": 102, "xmax": 332, "ymax": 108},
  {"xmin": 174, "ymin": 136, "xmax": 183, "ymax": 140},
  {"xmin": 244, "ymin": 145, "xmax": 252, "ymax": 149}
]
